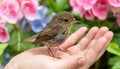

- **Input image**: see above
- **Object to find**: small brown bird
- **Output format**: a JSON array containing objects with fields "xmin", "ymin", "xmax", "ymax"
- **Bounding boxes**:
[{"xmin": 24, "ymin": 11, "xmax": 79, "ymax": 56}]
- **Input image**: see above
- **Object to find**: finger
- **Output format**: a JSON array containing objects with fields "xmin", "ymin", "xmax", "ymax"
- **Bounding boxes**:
[
  {"xmin": 104, "ymin": 31, "xmax": 114, "ymax": 48},
  {"xmin": 61, "ymin": 56, "xmax": 85, "ymax": 69},
  {"xmin": 60, "ymin": 27, "xmax": 87, "ymax": 50},
  {"xmin": 85, "ymin": 37, "xmax": 107, "ymax": 65},
  {"xmin": 85, "ymin": 27, "xmax": 109, "ymax": 50},
  {"xmin": 77, "ymin": 27, "xmax": 99, "ymax": 50},
  {"xmin": 95, "ymin": 31, "xmax": 113, "ymax": 61},
  {"xmin": 94, "ymin": 26, "xmax": 109, "ymax": 39}
]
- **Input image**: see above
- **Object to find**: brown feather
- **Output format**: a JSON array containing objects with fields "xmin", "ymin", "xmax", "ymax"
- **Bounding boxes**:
[{"xmin": 33, "ymin": 25, "xmax": 62, "ymax": 44}]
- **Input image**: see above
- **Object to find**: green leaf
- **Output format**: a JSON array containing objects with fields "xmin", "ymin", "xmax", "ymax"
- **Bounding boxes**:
[
  {"xmin": 107, "ymin": 42, "xmax": 120, "ymax": 56},
  {"xmin": 56, "ymin": 0, "xmax": 69, "ymax": 11},
  {"xmin": 112, "ymin": 60, "xmax": 120, "ymax": 69},
  {"xmin": 46, "ymin": 0, "xmax": 70, "ymax": 13},
  {"xmin": 8, "ymin": 31, "xmax": 40, "ymax": 56},
  {"xmin": 71, "ymin": 23, "xmax": 88, "ymax": 34},
  {"xmin": 112, "ymin": 33, "xmax": 120, "ymax": 47},
  {"xmin": 0, "ymin": 43, "xmax": 8, "ymax": 56},
  {"xmin": 109, "ymin": 56, "xmax": 120, "ymax": 66},
  {"xmin": 47, "ymin": 0, "xmax": 59, "ymax": 13},
  {"xmin": 0, "ymin": 54, "xmax": 4, "ymax": 62}
]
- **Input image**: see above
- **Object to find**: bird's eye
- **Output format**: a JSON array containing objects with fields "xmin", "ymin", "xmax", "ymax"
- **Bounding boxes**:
[{"xmin": 63, "ymin": 19, "xmax": 68, "ymax": 22}]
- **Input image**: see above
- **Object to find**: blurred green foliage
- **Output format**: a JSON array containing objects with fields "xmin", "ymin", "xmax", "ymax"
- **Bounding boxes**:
[{"xmin": 0, "ymin": 44, "xmax": 8, "ymax": 56}]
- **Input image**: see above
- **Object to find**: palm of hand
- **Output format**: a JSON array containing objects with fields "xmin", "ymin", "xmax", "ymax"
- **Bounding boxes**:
[{"xmin": 5, "ymin": 27, "xmax": 113, "ymax": 69}]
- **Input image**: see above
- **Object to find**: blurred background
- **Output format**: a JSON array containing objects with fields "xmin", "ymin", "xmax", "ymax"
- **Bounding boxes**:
[{"xmin": 0, "ymin": 0, "xmax": 120, "ymax": 69}]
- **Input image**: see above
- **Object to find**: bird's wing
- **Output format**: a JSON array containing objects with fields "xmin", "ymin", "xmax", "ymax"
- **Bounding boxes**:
[
  {"xmin": 33, "ymin": 25, "xmax": 62, "ymax": 44},
  {"xmin": 22, "ymin": 34, "xmax": 39, "ymax": 42}
]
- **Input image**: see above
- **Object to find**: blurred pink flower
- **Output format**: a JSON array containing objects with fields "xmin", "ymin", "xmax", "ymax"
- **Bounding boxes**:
[
  {"xmin": 92, "ymin": 0, "xmax": 109, "ymax": 20},
  {"xmin": 0, "ymin": 24, "xmax": 9, "ymax": 43},
  {"xmin": 70, "ymin": 0, "xmax": 84, "ymax": 17},
  {"xmin": 110, "ymin": 6, "xmax": 120, "ymax": 15},
  {"xmin": 0, "ymin": 0, "xmax": 19, "ymax": 23},
  {"xmin": 16, "ymin": 0, "xmax": 22, "ymax": 5},
  {"xmin": 78, "ymin": 9, "xmax": 94, "ymax": 21},
  {"xmin": 70, "ymin": 0, "xmax": 94, "ymax": 20},
  {"xmin": 76, "ymin": 0, "xmax": 97, "ymax": 10},
  {"xmin": 21, "ymin": 0, "xmax": 38, "ymax": 21},
  {"xmin": 79, "ymin": 7, "xmax": 85, "ymax": 18},
  {"xmin": 0, "ymin": 16, "xmax": 6, "ymax": 25},
  {"xmin": 16, "ymin": 0, "xmax": 30, "ymax": 5},
  {"xmin": 85, "ymin": 10, "xmax": 94, "ymax": 20},
  {"xmin": 70, "ymin": 0, "xmax": 80, "ymax": 11},
  {"xmin": 108, "ymin": 0, "xmax": 120, "ymax": 7},
  {"xmin": 116, "ymin": 13, "xmax": 120, "ymax": 26}
]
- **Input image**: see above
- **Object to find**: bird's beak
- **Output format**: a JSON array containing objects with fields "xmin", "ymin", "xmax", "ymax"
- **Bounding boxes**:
[
  {"xmin": 72, "ymin": 20, "xmax": 80, "ymax": 24},
  {"xmin": 75, "ymin": 20, "xmax": 80, "ymax": 23}
]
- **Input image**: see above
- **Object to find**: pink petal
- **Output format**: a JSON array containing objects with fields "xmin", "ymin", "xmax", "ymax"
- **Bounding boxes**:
[
  {"xmin": 16, "ymin": 0, "xmax": 22, "ymax": 5},
  {"xmin": 21, "ymin": 0, "xmax": 38, "ymax": 21},
  {"xmin": 76, "ymin": 0, "xmax": 84, "ymax": 6},
  {"xmin": 70, "ymin": 0, "xmax": 80, "ymax": 11},
  {"xmin": 85, "ymin": 10, "xmax": 94, "ymax": 20},
  {"xmin": 83, "ymin": 0, "xmax": 97, "ymax": 10},
  {"xmin": 79, "ymin": 7, "xmax": 85, "ymax": 17},
  {"xmin": 116, "ymin": 13, "xmax": 120, "ymax": 26},
  {"xmin": 108, "ymin": 0, "xmax": 120, "ymax": 7},
  {"xmin": 0, "ymin": 0, "xmax": 19, "ymax": 23},
  {"xmin": 70, "ymin": 0, "xmax": 86, "ymax": 17},
  {"xmin": 0, "ymin": 25, "xmax": 10, "ymax": 43},
  {"xmin": 0, "ymin": 16, "xmax": 6, "ymax": 24},
  {"xmin": 110, "ymin": 6, "xmax": 120, "ymax": 15},
  {"xmin": 76, "ymin": 0, "xmax": 97, "ymax": 10},
  {"xmin": 92, "ymin": 0, "xmax": 109, "ymax": 20}
]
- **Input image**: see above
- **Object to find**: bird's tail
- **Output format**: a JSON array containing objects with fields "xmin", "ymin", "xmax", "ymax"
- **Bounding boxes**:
[{"xmin": 22, "ymin": 34, "xmax": 39, "ymax": 43}]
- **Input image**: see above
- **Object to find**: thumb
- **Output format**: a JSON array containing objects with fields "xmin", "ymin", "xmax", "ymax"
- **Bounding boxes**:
[{"xmin": 60, "ymin": 56, "xmax": 85, "ymax": 69}]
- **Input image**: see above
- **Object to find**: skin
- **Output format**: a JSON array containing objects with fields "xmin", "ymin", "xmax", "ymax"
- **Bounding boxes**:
[{"xmin": 4, "ymin": 27, "xmax": 113, "ymax": 69}]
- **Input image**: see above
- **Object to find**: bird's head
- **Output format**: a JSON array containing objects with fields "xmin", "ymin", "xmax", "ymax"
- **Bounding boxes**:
[{"xmin": 53, "ymin": 11, "xmax": 80, "ymax": 28}]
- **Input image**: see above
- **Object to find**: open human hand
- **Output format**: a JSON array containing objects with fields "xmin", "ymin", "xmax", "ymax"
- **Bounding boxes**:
[{"xmin": 5, "ymin": 27, "xmax": 113, "ymax": 69}]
